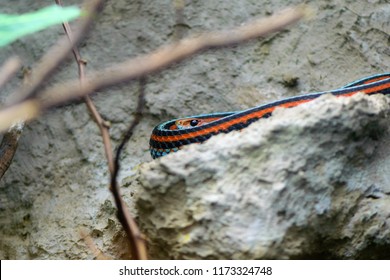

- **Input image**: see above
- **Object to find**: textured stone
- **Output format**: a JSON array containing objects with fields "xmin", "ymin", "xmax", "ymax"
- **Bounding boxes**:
[{"xmin": 134, "ymin": 94, "xmax": 390, "ymax": 259}]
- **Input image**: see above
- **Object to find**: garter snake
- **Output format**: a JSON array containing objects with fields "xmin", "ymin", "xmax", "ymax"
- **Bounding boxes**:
[{"xmin": 150, "ymin": 73, "xmax": 390, "ymax": 159}]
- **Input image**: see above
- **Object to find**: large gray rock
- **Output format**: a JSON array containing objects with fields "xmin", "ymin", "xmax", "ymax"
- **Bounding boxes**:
[{"xmin": 134, "ymin": 93, "xmax": 390, "ymax": 259}]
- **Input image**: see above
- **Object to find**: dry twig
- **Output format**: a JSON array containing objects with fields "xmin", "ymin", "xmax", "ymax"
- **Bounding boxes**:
[
  {"xmin": 111, "ymin": 78, "xmax": 148, "ymax": 260},
  {"xmin": 0, "ymin": 6, "xmax": 308, "ymax": 132},
  {"xmin": 55, "ymin": 0, "xmax": 114, "ymax": 174},
  {"xmin": 55, "ymin": 0, "xmax": 147, "ymax": 259}
]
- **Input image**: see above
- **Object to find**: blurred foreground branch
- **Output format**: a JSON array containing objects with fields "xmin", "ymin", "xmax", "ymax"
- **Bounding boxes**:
[{"xmin": 0, "ymin": 5, "xmax": 308, "ymax": 132}]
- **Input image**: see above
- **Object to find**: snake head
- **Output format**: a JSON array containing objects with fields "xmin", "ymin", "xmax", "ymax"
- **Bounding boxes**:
[{"xmin": 175, "ymin": 118, "xmax": 208, "ymax": 129}]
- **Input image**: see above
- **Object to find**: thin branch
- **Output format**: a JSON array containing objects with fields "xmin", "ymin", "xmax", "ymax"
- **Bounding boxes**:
[
  {"xmin": 55, "ymin": 0, "xmax": 145, "ymax": 259},
  {"xmin": 0, "ymin": 6, "xmax": 308, "ymax": 132},
  {"xmin": 0, "ymin": 57, "xmax": 21, "ymax": 90},
  {"xmin": 55, "ymin": 0, "xmax": 114, "ymax": 174},
  {"xmin": 110, "ymin": 78, "xmax": 148, "ymax": 260}
]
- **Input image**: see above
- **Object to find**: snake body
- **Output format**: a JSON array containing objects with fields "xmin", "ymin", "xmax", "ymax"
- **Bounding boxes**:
[{"xmin": 150, "ymin": 73, "xmax": 390, "ymax": 159}]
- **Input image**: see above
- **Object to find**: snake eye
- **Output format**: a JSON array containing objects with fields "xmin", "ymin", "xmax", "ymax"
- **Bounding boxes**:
[{"xmin": 190, "ymin": 119, "xmax": 199, "ymax": 127}]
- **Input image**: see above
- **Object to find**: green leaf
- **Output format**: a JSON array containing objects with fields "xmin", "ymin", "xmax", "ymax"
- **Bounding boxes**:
[{"xmin": 0, "ymin": 5, "xmax": 81, "ymax": 47}]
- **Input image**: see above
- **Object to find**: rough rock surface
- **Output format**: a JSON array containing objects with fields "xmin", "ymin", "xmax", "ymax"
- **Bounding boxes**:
[
  {"xmin": 0, "ymin": 0, "xmax": 389, "ymax": 259},
  {"xmin": 134, "ymin": 94, "xmax": 390, "ymax": 259}
]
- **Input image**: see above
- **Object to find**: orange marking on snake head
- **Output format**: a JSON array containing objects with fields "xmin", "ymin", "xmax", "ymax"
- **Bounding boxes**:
[{"xmin": 175, "ymin": 117, "xmax": 221, "ymax": 129}]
